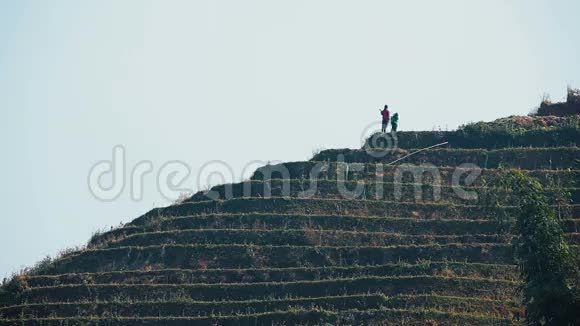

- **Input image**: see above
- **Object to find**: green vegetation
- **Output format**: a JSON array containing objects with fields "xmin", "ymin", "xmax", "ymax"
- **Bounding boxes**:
[{"xmin": 499, "ymin": 170, "xmax": 579, "ymax": 325}]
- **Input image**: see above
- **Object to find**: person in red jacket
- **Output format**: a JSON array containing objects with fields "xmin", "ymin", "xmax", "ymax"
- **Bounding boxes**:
[{"xmin": 380, "ymin": 105, "xmax": 390, "ymax": 132}]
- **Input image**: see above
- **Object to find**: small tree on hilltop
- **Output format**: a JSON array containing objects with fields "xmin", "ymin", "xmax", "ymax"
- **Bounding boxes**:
[
  {"xmin": 567, "ymin": 86, "xmax": 580, "ymax": 104},
  {"xmin": 499, "ymin": 170, "xmax": 579, "ymax": 325}
]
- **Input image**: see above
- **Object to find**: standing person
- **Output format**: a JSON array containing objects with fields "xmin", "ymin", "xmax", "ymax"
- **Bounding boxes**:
[
  {"xmin": 391, "ymin": 113, "xmax": 399, "ymax": 134},
  {"xmin": 380, "ymin": 105, "xmax": 390, "ymax": 133}
]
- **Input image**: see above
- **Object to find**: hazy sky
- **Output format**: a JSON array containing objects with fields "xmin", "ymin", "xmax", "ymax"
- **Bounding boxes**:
[{"xmin": 1, "ymin": 0, "xmax": 579, "ymax": 278}]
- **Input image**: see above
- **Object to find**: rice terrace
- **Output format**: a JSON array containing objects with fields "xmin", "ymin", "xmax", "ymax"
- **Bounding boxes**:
[
  {"xmin": 1, "ymin": 93, "xmax": 579, "ymax": 325},
  {"xmin": 1, "ymin": 2, "xmax": 580, "ymax": 325}
]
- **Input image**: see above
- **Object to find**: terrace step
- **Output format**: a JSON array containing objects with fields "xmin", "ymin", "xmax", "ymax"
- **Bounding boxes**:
[
  {"xmin": 42, "ymin": 244, "xmax": 514, "ymax": 274},
  {"xmin": 311, "ymin": 146, "xmax": 580, "ymax": 169},
  {"xmin": 90, "ymin": 216, "xmax": 503, "ymax": 247},
  {"xmin": 17, "ymin": 276, "xmax": 518, "ymax": 304},
  {"xmin": 185, "ymin": 179, "xmax": 580, "ymax": 204},
  {"xmin": 0, "ymin": 294, "xmax": 520, "ymax": 319},
  {"xmin": 90, "ymin": 215, "xmax": 580, "ymax": 248},
  {"xmin": 18, "ymin": 261, "xmax": 519, "ymax": 288},
  {"xmin": 131, "ymin": 197, "xmax": 579, "ymax": 227},
  {"xmin": 104, "ymin": 229, "xmax": 512, "ymax": 248},
  {"xmin": 0, "ymin": 308, "xmax": 516, "ymax": 326},
  {"xmin": 253, "ymin": 162, "xmax": 580, "ymax": 188},
  {"xmin": 0, "ymin": 294, "xmax": 384, "ymax": 319},
  {"xmin": 104, "ymin": 229, "xmax": 580, "ymax": 249},
  {"xmin": 368, "ymin": 128, "xmax": 580, "ymax": 149}
]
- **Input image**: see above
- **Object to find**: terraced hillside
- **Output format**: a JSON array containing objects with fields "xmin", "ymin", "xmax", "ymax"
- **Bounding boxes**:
[{"xmin": 1, "ymin": 116, "xmax": 579, "ymax": 325}]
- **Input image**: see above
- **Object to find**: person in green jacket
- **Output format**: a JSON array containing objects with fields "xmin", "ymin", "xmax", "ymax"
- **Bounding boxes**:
[{"xmin": 391, "ymin": 113, "xmax": 399, "ymax": 133}]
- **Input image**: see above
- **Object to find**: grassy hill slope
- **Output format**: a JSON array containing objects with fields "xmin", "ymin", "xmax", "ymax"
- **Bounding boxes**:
[{"xmin": 1, "ymin": 115, "xmax": 579, "ymax": 325}]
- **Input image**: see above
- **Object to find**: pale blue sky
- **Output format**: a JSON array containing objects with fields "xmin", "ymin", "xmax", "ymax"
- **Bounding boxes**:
[{"xmin": 0, "ymin": 0, "xmax": 579, "ymax": 278}]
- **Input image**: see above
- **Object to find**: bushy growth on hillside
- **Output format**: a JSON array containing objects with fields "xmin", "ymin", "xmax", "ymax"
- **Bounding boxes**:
[{"xmin": 491, "ymin": 170, "xmax": 579, "ymax": 325}]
